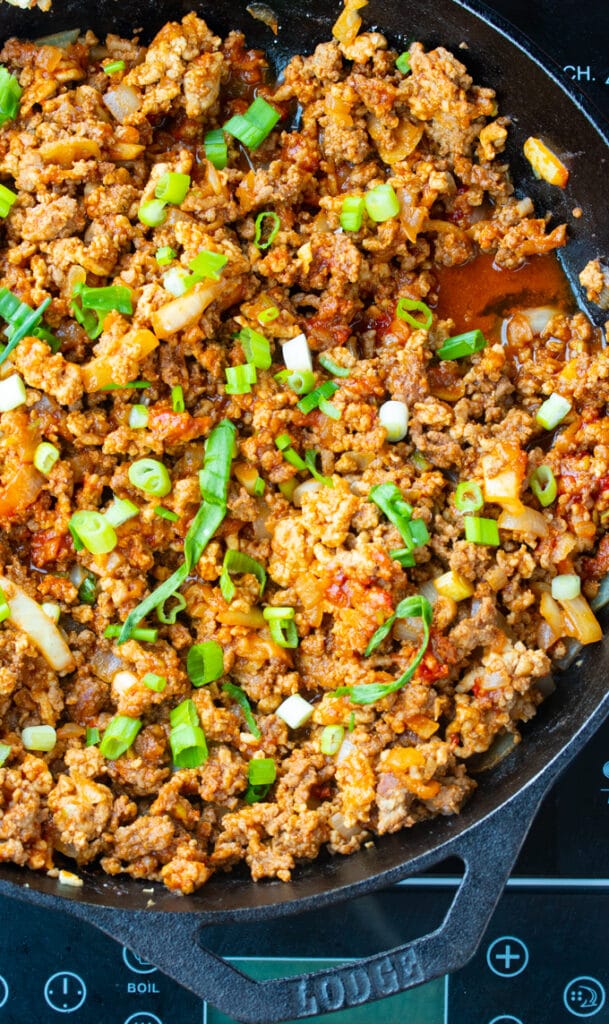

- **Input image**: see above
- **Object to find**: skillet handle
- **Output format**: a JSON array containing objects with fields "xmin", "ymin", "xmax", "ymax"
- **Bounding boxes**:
[{"xmin": 56, "ymin": 770, "xmax": 550, "ymax": 1024}]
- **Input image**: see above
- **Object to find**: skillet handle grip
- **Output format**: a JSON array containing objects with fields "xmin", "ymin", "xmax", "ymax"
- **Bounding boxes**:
[{"xmin": 63, "ymin": 772, "xmax": 550, "ymax": 1024}]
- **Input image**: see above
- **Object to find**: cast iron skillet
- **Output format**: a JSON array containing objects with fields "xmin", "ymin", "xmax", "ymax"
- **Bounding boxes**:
[{"xmin": 0, "ymin": 0, "xmax": 608, "ymax": 1020}]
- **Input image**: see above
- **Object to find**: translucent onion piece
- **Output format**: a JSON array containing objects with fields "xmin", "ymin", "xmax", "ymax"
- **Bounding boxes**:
[
  {"xmin": 497, "ymin": 507, "xmax": 549, "ymax": 538},
  {"xmin": 0, "ymin": 575, "xmax": 75, "ymax": 673},
  {"xmin": 103, "ymin": 84, "xmax": 142, "ymax": 123}
]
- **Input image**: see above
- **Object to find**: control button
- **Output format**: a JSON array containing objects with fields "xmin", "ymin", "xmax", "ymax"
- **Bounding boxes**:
[
  {"xmin": 564, "ymin": 976, "xmax": 606, "ymax": 1018},
  {"xmin": 122, "ymin": 947, "xmax": 158, "ymax": 975},
  {"xmin": 0, "ymin": 975, "xmax": 8, "ymax": 1009},
  {"xmin": 123, "ymin": 1013, "xmax": 164, "ymax": 1024},
  {"xmin": 488, "ymin": 1017, "xmax": 524, "ymax": 1024},
  {"xmin": 602, "ymin": 761, "xmax": 609, "ymax": 779},
  {"xmin": 486, "ymin": 936, "xmax": 529, "ymax": 978},
  {"xmin": 44, "ymin": 972, "xmax": 87, "ymax": 1013}
]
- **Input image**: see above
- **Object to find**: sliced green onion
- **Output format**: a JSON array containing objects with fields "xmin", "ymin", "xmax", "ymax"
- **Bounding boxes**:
[
  {"xmin": 129, "ymin": 404, "xmax": 149, "ymax": 429},
  {"xmin": 41, "ymin": 602, "xmax": 60, "ymax": 623},
  {"xmin": 268, "ymin": 616, "xmax": 299, "ymax": 648},
  {"xmin": 244, "ymin": 783, "xmax": 271, "ymax": 804},
  {"xmin": 0, "ymin": 292, "xmax": 51, "ymax": 365},
  {"xmin": 364, "ymin": 594, "xmax": 426, "ymax": 656},
  {"xmin": 365, "ymin": 183, "xmax": 400, "ymax": 223},
  {"xmin": 464, "ymin": 515, "xmax": 500, "ymax": 546},
  {"xmin": 142, "ymin": 672, "xmax": 167, "ymax": 692},
  {"xmin": 239, "ymin": 325, "xmax": 272, "ymax": 370},
  {"xmin": 69, "ymin": 510, "xmax": 117, "ymax": 555},
  {"xmin": 297, "ymin": 380, "xmax": 339, "ymax": 415},
  {"xmin": 222, "ymin": 681, "xmax": 261, "ymax": 738},
  {"xmin": 390, "ymin": 548, "xmax": 416, "ymax": 567},
  {"xmin": 455, "ymin": 481, "xmax": 484, "ymax": 513},
  {"xmin": 0, "ymin": 373, "xmax": 26, "ymax": 411},
  {"xmin": 154, "ymin": 505, "xmax": 179, "ymax": 522},
  {"xmin": 104, "ymin": 624, "xmax": 158, "ymax": 642},
  {"xmin": 536, "ymin": 392, "xmax": 571, "ymax": 430},
  {"xmin": 21, "ymin": 725, "xmax": 56, "ymax": 752},
  {"xmin": 0, "ymin": 183, "xmax": 17, "ymax": 218},
  {"xmin": 395, "ymin": 51, "xmax": 411, "ymax": 74},
  {"xmin": 334, "ymin": 595, "xmax": 433, "ymax": 705},
  {"xmin": 369, "ymin": 482, "xmax": 414, "ymax": 547},
  {"xmin": 304, "ymin": 449, "xmax": 333, "ymax": 487},
  {"xmin": 254, "ymin": 211, "xmax": 280, "ymax": 250},
  {"xmin": 530, "ymin": 465, "xmax": 557, "ymax": 507},
  {"xmin": 33, "ymin": 441, "xmax": 59, "ymax": 476},
  {"xmin": 284, "ymin": 370, "xmax": 315, "ymax": 395},
  {"xmin": 0, "ymin": 586, "xmax": 10, "ymax": 623},
  {"xmin": 138, "ymin": 199, "xmax": 167, "ymax": 227},
  {"xmin": 348, "ymin": 711, "xmax": 355, "ymax": 732},
  {"xmin": 169, "ymin": 722, "xmax": 208, "ymax": 768},
  {"xmin": 68, "ymin": 522, "xmax": 84, "ymax": 552},
  {"xmin": 85, "ymin": 727, "xmax": 99, "ymax": 747},
  {"xmin": 188, "ymin": 249, "xmax": 228, "ymax": 280},
  {"xmin": 78, "ymin": 574, "xmax": 97, "ymax": 605},
  {"xmin": 396, "ymin": 297, "xmax": 433, "ymax": 332},
  {"xmin": 0, "ymin": 743, "xmax": 10, "ymax": 766},
  {"xmin": 379, "ymin": 400, "xmax": 409, "ymax": 442},
  {"xmin": 276, "ymin": 693, "xmax": 314, "ymax": 729},
  {"xmin": 103, "ymin": 60, "xmax": 126, "ymax": 74},
  {"xmin": 128, "ymin": 458, "xmax": 171, "ymax": 498},
  {"xmin": 156, "ymin": 591, "xmax": 186, "ymax": 625},
  {"xmin": 71, "ymin": 282, "xmax": 132, "ymax": 340},
  {"xmin": 253, "ymin": 476, "xmax": 265, "ymax": 497},
  {"xmin": 162, "ymin": 267, "xmax": 193, "ymax": 297},
  {"xmin": 552, "ymin": 574, "xmax": 581, "ymax": 600},
  {"xmin": 170, "ymin": 699, "xmax": 198, "ymax": 730},
  {"xmin": 223, "ymin": 96, "xmax": 280, "ymax": 151},
  {"xmin": 319, "ymin": 397, "xmax": 340, "ymax": 420},
  {"xmin": 318, "ymin": 354, "xmax": 350, "ymax": 378},
  {"xmin": 155, "ymin": 246, "xmax": 176, "ymax": 266},
  {"xmin": 204, "ymin": 128, "xmax": 228, "ymax": 170},
  {"xmin": 248, "ymin": 757, "xmax": 276, "ymax": 786},
  {"xmin": 0, "ymin": 67, "xmax": 22, "ymax": 127},
  {"xmin": 105, "ymin": 496, "xmax": 138, "ymax": 527},
  {"xmin": 411, "ymin": 450, "xmax": 431, "ymax": 472},
  {"xmin": 320, "ymin": 725, "xmax": 344, "ymax": 756},
  {"xmin": 155, "ymin": 172, "xmax": 190, "ymax": 205},
  {"xmin": 225, "ymin": 364, "xmax": 256, "ymax": 394},
  {"xmin": 171, "ymin": 384, "xmax": 185, "ymax": 413},
  {"xmin": 102, "ymin": 380, "xmax": 150, "ymax": 390},
  {"xmin": 118, "ymin": 420, "xmax": 236, "ymax": 644},
  {"xmin": 220, "ymin": 549, "xmax": 266, "ymax": 603},
  {"xmin": 258, "ymin": 305, "xmax": 280, "ymax": 324},
  {"xmin": 340, "ymin": 195, "xmax": 365, "ymax": 232},
  {"xmin": 187, "ymin": 640, "xmax": 224, "ymax": 687},
  {"xmin": 437, "ymin": 330, "xmax": 487, "ymax": 360},
  {"xmin": 409, "ymin": 518, "xmax": 430, "ymax": 547}
]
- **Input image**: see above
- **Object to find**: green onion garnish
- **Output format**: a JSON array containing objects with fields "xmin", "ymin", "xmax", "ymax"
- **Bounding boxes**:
[
  {"xmin": 369, "ymin": 482, "xmax": 414, "ymax": 548},
  {"xmin": 78, "ymin": 573, "xmax": 97, "ymax": 606},
  {"xmin": 188, "ymin": 249, "xmax": 228, "ymax": 281},
  {"xmin": 364, "ymin": 183, "xmax": 400, "ymax": 223},
  {"xmin": 318, "ymin": 354, "xmax": 350, "ymax": 378},
  {"xmin": 437, "ymin": 330, "xmax": 486, "ymax": 360},
  {"xmin": 297, "ymin": 380, "xmax": 340, "ymax": 416},
  {"xmin": 138, "ymin": 199, "xmax": 167, "ymax": 228},
  {"xmin": 222, "ymin": 681, "xmax": 261, "ymax": 738},
  {"xmin": 204, "ymin": 128, "xmax": 228, "ymax": 169},
  {"xmin": 0, "ymin": 743, "xmax": 10, "ymax": 765},
  {"xmin": 0, "ymin": 289, "xmax": 52, "ymax": 366},
  {"xmin": 464, "ymin": 515, "xmax": 500, "ymax": 546},
  {"xmin": 395, "ymin": 51, "xmax": 411, "ymax": 74},
  {"xmin": 154, "ymin": 505, "xmax": 179, "ymax": 522},
  {"xmin": 170, "ymin": 722, "xmax": 208, "ymax": 768},
  {"xmin": 390, "ymin": 548, "xmax": 416, "ymax": 567},
  {"xmin": 0, "ymin": 67, "xmax": 22, "ymax": 127},
  {"xmin": 536, "ymin": 392, "xmax": 571, "ymax": 430},
  {"xmin": 71, "ymin": 282, "xmax": 132, "ymax": 341},
  {"xmin": 155, "ymin": 172, "xmax": 190, "ymax": 205},
  {"xmin": 69, "ymin": 510, "xmax": 117, "ymax": 555},
  {"xmin": 171, "ymin": 384, "xmax": 185, "ymax": 413},
  {"xmin": 103, "ymin": 60, "xmax": 126, "ymax": 74},
  {"xmin": 396, "ymin": 297, "xmax": 433, "ymax": 332},
  {"xmin": 106, "ymin": 496, "xmax": 138, "ymax": 527},
  {"xmin": 104, "ymin": 624, "xmax": 158, "ymax": 642},
  {"xmin": 263, "ymin": 605, "xmax": 298, "ymax": 648},
  {"xmin": 0, "ymin": 373, "xmax": 25, "ymax": 412},
  {"xmin": 223, "ymin": 96, "xmax": 280, "ymax": 151},
  {"xmin": 551, "ymin": 573, "xmax": 581, "ymax": 600},
  {"xmin": 187, "ymin": 640, "xmax": 224, "ymax": 687},
  {"xmin": 281, "ymin": 369, "xmax": 315, "ymax": 395},
  {"xmin": 530, "ymin": 464, "xmax": 557, "ymax": 507},
  {"xmin": 220, "ymin": 549, "xmax": 266, "ymax": 603},
  {"xmin": 254, "ymin": 211, "xmax": 280, "ymax": 250},
  {"xmin": 409, "ymin": 518, "xmax": 430, "ymax": 547},
  {"xmin": 0, "ymin": 586, "xmax": 10, "ymax": 623},
  {"xmin": 0, "ymin": 183, "xmax": 17, "ymax": 219},
  {"xmin": 170, "ymin": 698, "xmax": 198, "ymax": 729},
  {"xmin": 21, "ymin": 725, "xmax": 56, "ymax": 752},
  {"xmin": 128, "ymin": 458, "xmax": 171, "ymax": 498},
  {"xmin": 334, "ymin": 595, "xmax": 433, "ymax": 705},
  {"xmin": 156, "ymin": 591, "xmax": 186, "ymax": 625},
  {"xmin": 348, "ymin": 711, "xmax": 355, "ymax": 732},
  {"xmin": 320, "ymin": 725, "xmax": 344, "ymax": 756},
  {"xmin": 142, "ymin": 672, "xmax": 167, "ymax": 692},
  {"xmin": 155, "ymin": 246, "xmax": 176, "ymax": 266},
  {"xmin": 33, "ymin": 441, "xmax": 59, "ymax": 476},
  {"xmin": 258, "ymin": 305, "xmax": 280, "ymax": 324},
  {"xmin": 340, "ymin": 195, "xmax": 365, "ymax": 232},
  {"xmin": 85, "ymin": 727, "xmax": 100, "ymax": 747},
  {"xmin": 253, "ymin": 476, "xmax": 265, "ymax": 497},
  {"xmin": 102, "ymin": 380, "xmax": 151, "ymax": 390},
  {"xmin": 129, "ymin": 404, "xmax": 149, "ymax": 429},
  {"xmin": 118, "ymin": 420, "xmax": 236, "ymax": 644},
  {"xmin": 239, "ymin": 325, "xmax": 272, "ymax": 370},
  {"xmin": 225, "ymin": 363, "xmax": 256, "ymax": 394},
  {"xmin": 454, "ymin": 481, "xmax": 484, "ymax": 513},
  {"xmin": 248, "ymin": 757, "xmax": 276, "ymax": 786}
]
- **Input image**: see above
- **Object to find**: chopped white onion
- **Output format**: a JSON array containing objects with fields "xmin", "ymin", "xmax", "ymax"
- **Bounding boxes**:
[
  {"xmin": 103, "ymin": 84, "xmax": 141, "ymax": 123},
  {"xmin": 552, "ymin": 573, "xmax": 581, "ymax": 601},
  {"xmin": 69, "ymin": 565, "xmax": 88, "ymax": 587},
  {"xmin": 292, "ymin": 479, "xmax": 322, "ymax": 507},
  {"xmin": 0, "ymin": 374, "xmax": 26, "ymax": 412},
  {"xmin": 521, "ymin": 306, "xmax": 559, "ymax": 335},
  {"xmin": 163, "ymin": 267, "xmax": 191, "ymax": 297},
  {"xmin": 21, "ymin": 725, "xmax": 57, "ymax": 752},
  {"xmin": 336, "ymin": 737, "xmax": 355, "ymax": 764},
  {"xmin": 275, "ymin": 693, "xmax": 314, "ymax": 729},
  {"xmin": 282, "ymin": 333, "xmax": 313, "ymax": 373},
  {"xmin": 112, "ymin": 670, "xmax": 139, "ymax": 697},
  {"xmin": 0, "ymin": 576, "xmax": 75, "ymax": 674},
  {"xmin": 41, "ymin": 602, "xmax": 60, "ymax": 624},
  {"xmin": 378, "ymin": 400, "xmax": 409, "ymax": 442},
  {"xmin": 58, "ymin": 869, "xmax": 84, "ymax": 888}
]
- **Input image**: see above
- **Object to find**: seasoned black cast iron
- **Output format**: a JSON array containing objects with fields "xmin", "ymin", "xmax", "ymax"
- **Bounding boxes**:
[{"xmin": 0, "ymin": 1, "xmax": 608, "ymax": 1020}]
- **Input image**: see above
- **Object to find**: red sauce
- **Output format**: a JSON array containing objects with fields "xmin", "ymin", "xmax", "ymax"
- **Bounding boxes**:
[{"xmin": 433, "ymin": 252, "xmax": 575, "ymax": 338}]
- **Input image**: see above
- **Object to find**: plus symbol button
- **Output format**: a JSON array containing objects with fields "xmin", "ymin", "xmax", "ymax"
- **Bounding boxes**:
[{"xmin": 486, "ymin": 936, "xmax": 530, "ymax": 978}]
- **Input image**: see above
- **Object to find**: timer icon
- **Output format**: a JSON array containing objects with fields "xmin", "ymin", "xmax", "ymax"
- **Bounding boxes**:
[{"xmin": 44, "ymin": 971, "xmax": 87, "ymax": 1013}]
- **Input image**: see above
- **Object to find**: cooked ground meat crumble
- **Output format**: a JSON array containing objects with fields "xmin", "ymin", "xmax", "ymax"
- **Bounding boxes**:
[{"xmin": 0, "ymin": 5, "xmax": 606, "ymax": 894}]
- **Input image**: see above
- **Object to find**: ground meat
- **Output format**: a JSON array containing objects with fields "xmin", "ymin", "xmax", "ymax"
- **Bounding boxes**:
[{"xmin": 0, "ymin": 5, "xmax": 601, "ymax": 896}]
